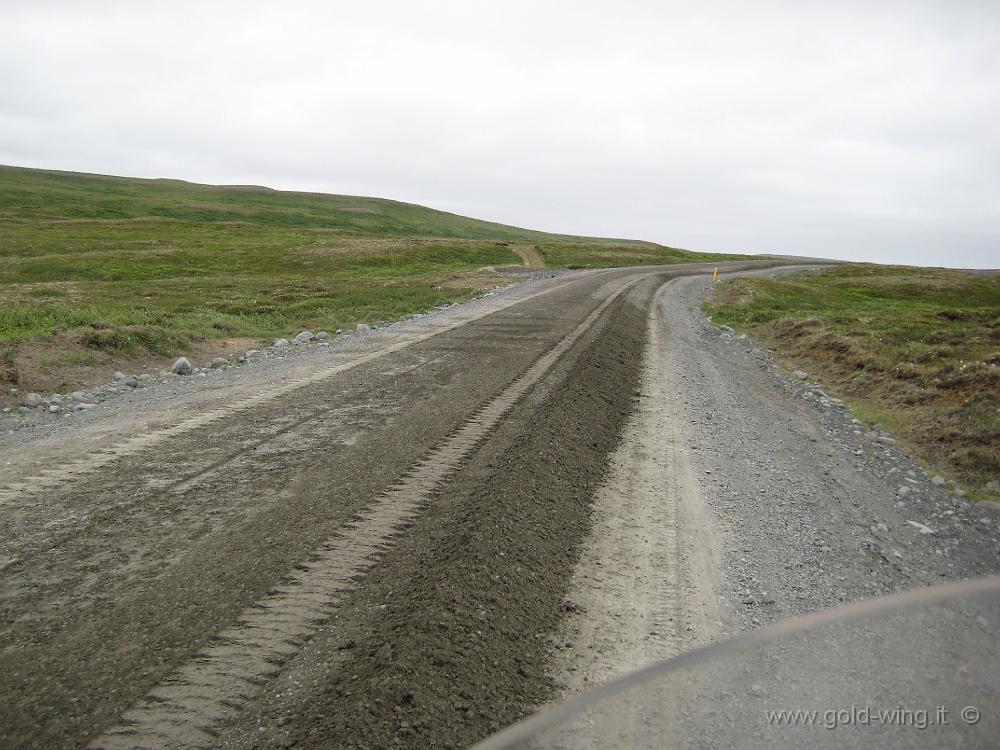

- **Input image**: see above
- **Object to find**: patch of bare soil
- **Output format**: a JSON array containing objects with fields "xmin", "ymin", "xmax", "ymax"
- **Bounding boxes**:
[{"xmin": 509, "ymin": 244, "xmax": 546, "ymax": 269}]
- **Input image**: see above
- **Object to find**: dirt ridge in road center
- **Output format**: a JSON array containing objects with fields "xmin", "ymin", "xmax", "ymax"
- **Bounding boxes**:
[{"xmin": 223, "ymin": 274, "xmax": 666, "ymax": 749}]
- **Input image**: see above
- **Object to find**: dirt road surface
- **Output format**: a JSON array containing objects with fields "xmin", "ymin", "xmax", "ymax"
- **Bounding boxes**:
[{"xmin": 2, "ymin": 263, "xmax": 997, "ymax": 749}]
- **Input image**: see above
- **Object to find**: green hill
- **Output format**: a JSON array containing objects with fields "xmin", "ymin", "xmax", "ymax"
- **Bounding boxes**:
[
  {"xmin": 0, "ymin": 164, "xmax": 744, "ymax": 391},
  {"xmin": 0, "ymin": 164, "xmax": 602, "ymax": 241}
]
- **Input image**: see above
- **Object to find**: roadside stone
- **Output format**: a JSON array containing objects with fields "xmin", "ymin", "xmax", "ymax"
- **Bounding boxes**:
[
  {"xmin": 210, "ymin": 357, "xmax": 228, "ymax": 369},
  {"xmin": 73, "ymin": 403, "xmax": 96, "ymax": 412},
  {"xmin": 719, "ymin": 325, "xmax": 735, "ymax": 333},
  {"xmin": 375, "ymin": 642, "xmax": 393, "ymax": 665},
  {"xmin": 23, "ymin": 393, "xmax": 43, "ymax": 408},
  {"xmin": 315, "ymin": 331, "xmax": 330, "ymax": 340},
  {"xmin": 876, "ymin": 436, "xmax": 897, "ymax": 446},
  {"xmin": 113, "ymin": 371, "xmax": 126, "ymax": 382},
  {"xmin": 272, "ymin": 338, "xmax": 290, "ymax": 348},
  {"xmin": 356, "ymin": 323, "xmax": 372, "ymax": 332},
  {"xmin": 123, "ymin": 376, "xmax": 139, "ymax": 388},
  {"xmin": 170, "ymin": 357, "xmax": 193, "ymax": 376},
  {"xmin": 931, "ymin": 475, "xmax": 946, "ymax": 486},
  {"xmin": 70, "ymin": 391, "xmax": 86, "ymax": 403},
  {"xmin": 294, "ymin": 331, "xmax": 315, "ymax": 343},
  {"xmin": 48, "ymin": 404, "xmax": 60, "ymax": 413},
  {"xmin": 793, "ymin": 370, "xmax": 808, "ymax": 380},
  {"xmin": 906, "ymin": 520, "xmax": 934, "ymax": 535}
]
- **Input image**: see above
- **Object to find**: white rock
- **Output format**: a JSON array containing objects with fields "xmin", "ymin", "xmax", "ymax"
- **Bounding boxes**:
[
  {"xmin": 356, "ymin": 323, "xmax": 372, "ymax": 332},
  {"xmin": 931, "ymin": 476, "xmax": 947, "ymax": 486},
  {"xmin": 272, "ymin": 338, "xmax": 290, "ymax": 348},
  {"xmin": 113, "ymin": 371, "xmax": 126, "ymax": 382},
  {"xmin": 294, "ymin": 331, "xmax": 315, "ymax": 343},
  {"xmin": 314, "ymin": 331, "xmax": 330, "ymax": 340},
  {"xmin": 906, "ymin": 520, "xmax": 934, "ymax": 535},
  {"xmin": 48, "ymin": 404, "xmax": 60, "ymax": 413},
  {"xmin": 170, "ymin": 357, "xmax": 193, "ymax": 375}
]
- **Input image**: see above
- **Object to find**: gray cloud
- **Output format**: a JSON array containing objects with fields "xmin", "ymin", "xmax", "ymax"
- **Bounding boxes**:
[{"xmin": 1, "ymin": 0, "xmax": 998, "ymax": 266}]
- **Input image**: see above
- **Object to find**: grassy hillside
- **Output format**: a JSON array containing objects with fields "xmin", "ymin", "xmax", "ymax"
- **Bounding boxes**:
[
  {"xmin": 0, "ymin": 165, "xmax": 739, "ymax": 392},
  {"xmin": 705, "ymin": 264, "xmax": 1000, "ymax": 498},
  {"xmin": 0, "ymin": 165, "xmax": 595, "ymax": 241}
]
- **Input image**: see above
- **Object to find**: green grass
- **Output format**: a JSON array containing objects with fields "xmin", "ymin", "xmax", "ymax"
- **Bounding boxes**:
[
  {"xmin": 705, "ymin": 264, "xmax": 1000, "ymax": 497},
  {"xmin": 1, "ymin": 164, "xmax": 745, "ymax": 389}
]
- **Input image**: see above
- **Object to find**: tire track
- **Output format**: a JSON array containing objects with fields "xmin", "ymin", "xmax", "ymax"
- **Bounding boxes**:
[
  {"xmin": 87, "ymin": 273, "xmax": 644, "ymax": 750},
  {"xmin": 553, "ymin": 277, "xmax": 723, "ymax": 696}
]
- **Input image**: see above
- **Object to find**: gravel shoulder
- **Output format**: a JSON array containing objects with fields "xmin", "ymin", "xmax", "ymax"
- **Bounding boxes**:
[{"xmin": 554, "ymin": 268, "xmax": 1000, "ymax": 697}]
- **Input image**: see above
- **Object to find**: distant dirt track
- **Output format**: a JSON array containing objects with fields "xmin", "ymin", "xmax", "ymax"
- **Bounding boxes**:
[{"xmin": 509, "ymin": 243, "xmax": 546, "ymax": 268}]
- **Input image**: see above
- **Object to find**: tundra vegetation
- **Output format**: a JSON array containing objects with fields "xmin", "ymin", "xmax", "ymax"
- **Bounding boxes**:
[
  {"xmin": 706, "ymin": 264, "xmax": 1000, "ymax": 498},
  {"xmin": 0, "ymin": 165, "xmax": 735, "ymax": 390}
]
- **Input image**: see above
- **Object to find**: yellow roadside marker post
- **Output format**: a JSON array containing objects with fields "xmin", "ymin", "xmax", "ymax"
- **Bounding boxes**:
[{"xmin": 712, "ymin": 266, "xmax": 719, "ymax": 284}]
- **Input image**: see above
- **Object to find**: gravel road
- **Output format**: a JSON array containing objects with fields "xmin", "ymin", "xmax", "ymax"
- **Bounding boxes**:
[
  {"xmin": 0, "ymin": 261, "xmax": 770, "ymax": 749},
  {"xmin": 4, "ymin": 261, "xmax": 996, "ymax": 750},
  {"xmin": 554, "ymin": 269, "xmax": 1000, "ymax": 693}
]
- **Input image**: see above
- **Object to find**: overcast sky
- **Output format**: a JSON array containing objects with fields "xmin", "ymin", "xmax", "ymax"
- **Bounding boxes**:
[{"xmin": 2, "ymin": 1, "xmax": 998, "ymax": 267}]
